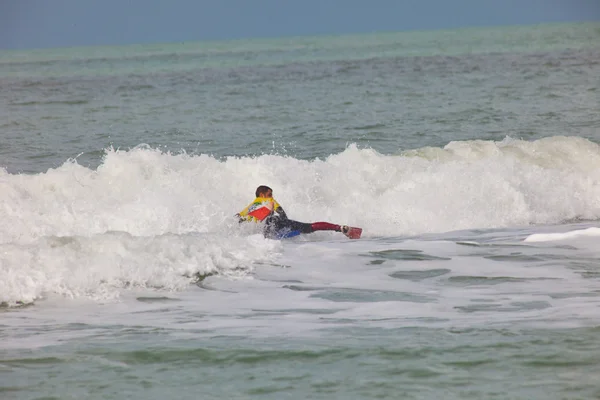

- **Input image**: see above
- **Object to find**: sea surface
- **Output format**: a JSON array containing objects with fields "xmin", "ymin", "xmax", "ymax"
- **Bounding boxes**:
[{"xmin": 2, "ymin": 22, "xmax": 600, "ymax": 399}]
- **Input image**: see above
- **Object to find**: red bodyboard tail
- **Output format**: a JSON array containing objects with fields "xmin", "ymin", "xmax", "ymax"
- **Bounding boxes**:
[{"xmin": 346, "ymin": 227, "xmax": 362, "ymax": 239}]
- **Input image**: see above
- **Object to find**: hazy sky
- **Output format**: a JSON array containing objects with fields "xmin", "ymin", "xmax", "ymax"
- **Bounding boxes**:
[{"xmin": 1, "ymin": 0, "xmax": 599, "ymax": 49}]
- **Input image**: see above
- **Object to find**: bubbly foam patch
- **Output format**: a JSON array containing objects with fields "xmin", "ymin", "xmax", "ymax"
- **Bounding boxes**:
[
  {"xmin": 0, "ymin": 231, "xmax": 280, "ymax": 306},
  {"xmin": 2, "ymin": 136, "xmax": 600, "ymax": 305},
  {"xmin": 2, "ymin": 136, "xmax": 600, "ymax": 242},
  {"xmin": 524, "ymin": 227, "xmax": 600, "ymax": 242}
]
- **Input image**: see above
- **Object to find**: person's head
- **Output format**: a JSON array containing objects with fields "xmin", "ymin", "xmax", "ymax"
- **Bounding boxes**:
[{"xmin": 255, "ymin": 185, "xmax": 273, "ymax": 198}]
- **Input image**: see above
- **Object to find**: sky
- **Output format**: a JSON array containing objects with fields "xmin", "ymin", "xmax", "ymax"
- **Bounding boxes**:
[{"xmin": 1, "ymin": 0, "xmax": 599, "ymax": 50}]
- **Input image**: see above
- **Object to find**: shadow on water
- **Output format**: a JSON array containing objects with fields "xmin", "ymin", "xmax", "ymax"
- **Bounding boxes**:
[
  {"xmin": 283, "ymin": 285, "xmax": 434, "ymax": 303},
  {"xmin": 361, "ymin": 249, "xmax": 451, "ymax": 263}
]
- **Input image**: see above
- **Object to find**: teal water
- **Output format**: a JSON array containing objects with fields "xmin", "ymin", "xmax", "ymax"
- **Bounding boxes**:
[
  {"xmin": 2, "ymin": 22, "xmax": 600, "ymax": 399},
  {"xmin": 1, "ymin": 22, "xmax": 599, "ymax": 173}
]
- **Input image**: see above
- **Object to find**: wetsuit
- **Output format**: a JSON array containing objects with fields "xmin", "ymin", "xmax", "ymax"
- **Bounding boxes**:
[{"xmin": 236, "ymin": 197, "xmax": 341, "ymax": 239}]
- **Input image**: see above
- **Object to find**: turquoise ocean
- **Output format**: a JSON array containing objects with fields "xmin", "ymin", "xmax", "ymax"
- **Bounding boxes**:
[{"xmin": 2, "ymin": 22, "xmax": 600, "ymax": 399}]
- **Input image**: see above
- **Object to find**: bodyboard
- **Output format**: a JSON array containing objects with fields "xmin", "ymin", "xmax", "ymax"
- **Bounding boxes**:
[{"xmin": 275, "ymin": 229, "xmax": 301, "ymax": 239}]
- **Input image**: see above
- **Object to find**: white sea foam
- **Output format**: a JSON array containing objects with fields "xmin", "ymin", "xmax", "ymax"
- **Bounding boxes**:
[
  {"xmin": 0, "ymin": 231, "xmax": 280, "ymax": 306},
  {"xmin": 524, "ymin": 227, "xmax": 600, "ymax": 242},
  {"xmin": 2, "ymin": 136, "xmax": 600, "ymax": 306},
  {"xmin": 1, "ymin": 136, "xmax": 600, "ymax": 243}
]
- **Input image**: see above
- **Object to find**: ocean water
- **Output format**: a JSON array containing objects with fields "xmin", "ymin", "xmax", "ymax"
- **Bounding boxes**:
[{"xmin": 2, "ymin": 22, "xmax": 600, "ymax": 399}]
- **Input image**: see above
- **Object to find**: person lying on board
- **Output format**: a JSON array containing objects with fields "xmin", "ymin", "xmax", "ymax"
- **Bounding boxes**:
[{"xmin": 236, "ymin": 185, "xmax": 361, "ymax": 239}]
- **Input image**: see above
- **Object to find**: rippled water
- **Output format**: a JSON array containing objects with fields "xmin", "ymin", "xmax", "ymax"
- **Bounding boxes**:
[{"xmin": 2, "ymin": 22, "xmax": 600, "ymax": 399}]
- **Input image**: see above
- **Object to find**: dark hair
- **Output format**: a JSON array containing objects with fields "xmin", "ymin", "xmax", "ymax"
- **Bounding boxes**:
[{"xmin": 255, "ymin": 185, "xmax": 272, "ymax": 197}]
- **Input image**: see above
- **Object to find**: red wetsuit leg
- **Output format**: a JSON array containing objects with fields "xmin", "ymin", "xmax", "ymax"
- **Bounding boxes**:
[{"xmin": 310, "ymin": 222, "xmax": 341, "ymax": 232}]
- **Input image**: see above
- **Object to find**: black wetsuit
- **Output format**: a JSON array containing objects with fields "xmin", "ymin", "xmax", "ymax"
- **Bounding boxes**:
[{"xmin": 264, "ymin": 213, "xmax": 313, "ymax": 238}]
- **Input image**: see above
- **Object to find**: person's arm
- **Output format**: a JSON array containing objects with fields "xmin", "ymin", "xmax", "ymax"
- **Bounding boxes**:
[{"xmin": 272, "ymin": 200, "xmax": 288, "ymax": 220}]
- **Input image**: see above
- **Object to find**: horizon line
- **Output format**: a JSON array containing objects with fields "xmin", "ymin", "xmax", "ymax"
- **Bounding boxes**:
[{"xmin": 1, "ymin": 19, "xmax": 598, "ymax": 53}]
